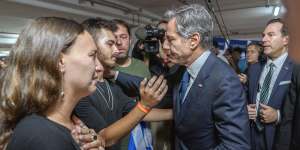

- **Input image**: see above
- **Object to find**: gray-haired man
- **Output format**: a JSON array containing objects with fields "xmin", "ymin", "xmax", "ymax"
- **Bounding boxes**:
[{"xmin": 162, "ymin": 4, "xmax": 250, "ymax": 150}]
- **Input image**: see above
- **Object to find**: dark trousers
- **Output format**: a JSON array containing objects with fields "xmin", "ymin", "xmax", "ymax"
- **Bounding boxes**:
[{"xmin": 250, "ymin": 121, "xmax": 267, "ymax": 150}]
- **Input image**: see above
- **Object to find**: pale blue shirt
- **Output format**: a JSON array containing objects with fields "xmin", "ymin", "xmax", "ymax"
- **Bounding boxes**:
[
  {"xmin": 256, "ymin": 52, "xmax": 288, "ymax": 123},
  {"xmin": 182, "ymin": 50, "xmax": 211, "ymax": 101},
  {"xmin": 256, "ymin": 52, "xmax": 288, "ymax": 105}
]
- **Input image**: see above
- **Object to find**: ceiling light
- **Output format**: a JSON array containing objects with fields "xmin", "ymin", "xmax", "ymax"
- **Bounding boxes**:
[{"xmin": 273, "ymin": 6, "xmax": 280, "ymax": 16}]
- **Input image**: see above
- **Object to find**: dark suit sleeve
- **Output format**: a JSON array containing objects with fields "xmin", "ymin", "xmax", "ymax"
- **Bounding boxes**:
[
  {"xmin": 115, "ymin": 72, "xmax": 143, "ymax": 97},
  {"xmin": 274, "ymin": 66, "xmax": 299, "ymax": 150},
  {"xmin": 74, "ymin": 97, "xmax": 107, "ymax": 133},
  {"xmin": 113, "ymin": 85, "xmax": 137, "ymax": 116},
  {"xmin": 213, "ymin": 74, "xmax": 251, "ymax": 150}
]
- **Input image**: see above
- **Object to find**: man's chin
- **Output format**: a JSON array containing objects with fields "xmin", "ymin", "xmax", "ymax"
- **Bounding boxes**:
[
  {"xmin": 263, "ymin": 50, "xmax": 271, "ymax": 56},
  {"xmin": 116, "ymin": 52, "xmax": 128, "ymax": 58},
  {"xmin": 108, "ymin": 63, "xmax": 116, "ymax": 68},
  {"xmin": 84, "ymin": 85, "xmax": 97, "ymax": 97},
  {"xmin": 117, "ymin": 55, "xmax": 127, "ymax": 59},
  {"xmin": 103, "ymin": 63, "xmax": 115, "ymax": 70}
]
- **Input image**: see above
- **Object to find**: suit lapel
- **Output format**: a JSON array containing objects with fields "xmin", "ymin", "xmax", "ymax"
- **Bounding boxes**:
[
  {"xmin": 268, "ymin": 57, "xmax": 293, "ymax": 104},
  {"xmin": 174, "ymin": 82, "xmax": 181, "ymax": 119},
  {"xmin": 175, "ymin": 54, "xmax": 214, "ymax": 126}
]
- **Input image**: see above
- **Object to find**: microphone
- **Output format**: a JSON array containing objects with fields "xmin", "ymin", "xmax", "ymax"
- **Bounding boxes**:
[{"xmin": 135, "ymin": 27, "xmax": 147, "ymax": 40}]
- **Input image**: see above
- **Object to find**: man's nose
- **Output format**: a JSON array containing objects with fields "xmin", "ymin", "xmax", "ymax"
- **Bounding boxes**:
[
  {"xmin": 95, "ymin": 59, "xmax": 104, "ymax": 72},
  {"xmin": 162, "ymin": 39, "xmax": 170, "ymax": 50},
  {"xmin": 116, "ymin": 37, "xmax": 122, "ymax": 45},
  {"xmin": 262, "ymin": 35, "xmax": 268, "ymax": 43},
  {"xmin": 113, "ymin": 45, "xmax": 120, "ymax": 53}
]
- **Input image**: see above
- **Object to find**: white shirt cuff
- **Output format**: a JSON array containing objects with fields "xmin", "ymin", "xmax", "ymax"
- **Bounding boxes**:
[{"xmin": 276, "ymin": 109, "xmax": 281, "ymax": 124}]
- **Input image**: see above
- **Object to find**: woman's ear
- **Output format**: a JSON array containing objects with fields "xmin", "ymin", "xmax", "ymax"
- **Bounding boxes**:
[
  {"xmin": 189, "ymin": 32, "xmax": 201, "ymax": 50},
  {"xmin": 58, "ymin": 55, "xmax": 65, "ymax": 73}
]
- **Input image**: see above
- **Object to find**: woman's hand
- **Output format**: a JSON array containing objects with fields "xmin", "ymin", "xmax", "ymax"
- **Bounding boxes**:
[
  {"xmin": 139, "ymin": 75, "xmax": 168, "ymax": 108},
  {"xmin": 71, "ymin": 115, "xmax": 105, "ymax": 150},
  {"xmin": 238, "ymin": 73, "xmax": 248, "ymax": 84}
]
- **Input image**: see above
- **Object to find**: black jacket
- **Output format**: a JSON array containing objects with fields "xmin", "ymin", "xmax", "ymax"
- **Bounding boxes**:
[{"xmin": 274, "ymin": 64, "xmax": 300, "ymax": 150}]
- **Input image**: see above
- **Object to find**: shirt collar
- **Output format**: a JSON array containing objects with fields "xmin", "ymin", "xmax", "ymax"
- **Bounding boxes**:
[
  {"xmin": 187, "ymin": 50, "xmax": 211, "ymax": 79},
  {"xmin": 266, "ymin": 52, "xmax": 288, "ymax": 68}
]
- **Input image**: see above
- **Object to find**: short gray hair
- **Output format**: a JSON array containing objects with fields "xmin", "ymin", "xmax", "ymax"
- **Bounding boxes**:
[{"xmin": 165, "ymin": 4, "xmax": 214, "ymax": 49}]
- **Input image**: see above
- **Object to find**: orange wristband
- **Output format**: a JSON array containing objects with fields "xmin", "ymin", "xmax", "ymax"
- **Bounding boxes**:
[{"xmin": 137, "ymin": 102, "xmax": 151, "ymax": 113}]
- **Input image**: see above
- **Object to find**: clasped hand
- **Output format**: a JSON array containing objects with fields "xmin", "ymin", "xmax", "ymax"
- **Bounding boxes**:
[
  {"xmin": 71, "ymin": 116, "xmax": 105, "ymax": 150},
  {"xmin": 247, "ymin": 103, "xmax": 278, "ymax": 124}
]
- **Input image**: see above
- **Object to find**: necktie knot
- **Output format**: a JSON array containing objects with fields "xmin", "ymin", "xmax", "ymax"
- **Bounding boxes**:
[
  {"xmin": 269, "ymin": 63, "xmax": 275, "ymax": 70},
  {"xmin": 182, "ymin": 70, "xmax": 190, "ymax": 84}
]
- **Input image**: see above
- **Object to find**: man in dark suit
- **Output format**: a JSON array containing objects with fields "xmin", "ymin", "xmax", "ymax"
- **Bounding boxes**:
[
  {"xmin": 273, "ymin": 64, "xmax": 300, "ymax": 150},
  {"xmin": 247, "ymin": 18, "xmax": 293, "ymax": 150},
  {"xmin": 161, "ymin": 4, "xmax": 250, "ymax": 150}
]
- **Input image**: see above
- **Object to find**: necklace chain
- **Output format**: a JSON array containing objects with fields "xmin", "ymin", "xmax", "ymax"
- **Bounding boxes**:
[{"xmin": 96, "ymin": 80, "xmax": 114, "ymax": 111}]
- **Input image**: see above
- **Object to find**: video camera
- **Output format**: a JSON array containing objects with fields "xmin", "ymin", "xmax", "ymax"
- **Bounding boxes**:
[{"xmin": 135, "ymin": 25, "xmax": 165, "ymax": 54}]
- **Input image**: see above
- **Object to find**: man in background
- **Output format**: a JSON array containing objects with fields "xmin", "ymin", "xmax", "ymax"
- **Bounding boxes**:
[
  {"xmin": 112, "ymin": 19, "xmax": 150, "ymax": 78},
  {"xmin": 111, "ymin": 19, "xmax": 152, "ymax": 150},
  {"xmin": 247, "ymin": 18, "xmax": 293, "ymax": 150}
]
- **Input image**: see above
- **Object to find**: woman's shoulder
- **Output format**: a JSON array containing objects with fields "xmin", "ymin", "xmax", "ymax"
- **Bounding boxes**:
[
  {"xmin": 7, "ymin": 114, "xmax": 79, "ymax": 150},
  {"xmin": 9, "ymin": 114, "xmax": 60, "ymax": 141},
  {"xmin": 13, "ymin": 114, "xmax": 50, "ymax": 133}
]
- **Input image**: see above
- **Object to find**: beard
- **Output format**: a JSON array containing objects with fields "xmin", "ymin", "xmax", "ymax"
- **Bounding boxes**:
[
  {"xmin": 102, "ymin": 63, "xmax": 116, "ymax": 79},
  {"xmin": 116, "ymin": 52, "xmax": 128, "ymax": 59}
]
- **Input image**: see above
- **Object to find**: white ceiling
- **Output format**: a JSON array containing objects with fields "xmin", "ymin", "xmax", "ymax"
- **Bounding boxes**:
[
  {"xmin": 120, "ymin": 0, "xmax": 284, "ymax": 40},
  {"xmin": 0, "ymin": 0, "xmax": 284, "ymax": 50}
]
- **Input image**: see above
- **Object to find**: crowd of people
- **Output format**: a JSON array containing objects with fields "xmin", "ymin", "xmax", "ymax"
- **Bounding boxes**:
[{"xmin": 0, "ymin": 1, "xmax": 300, "ymax": 150}]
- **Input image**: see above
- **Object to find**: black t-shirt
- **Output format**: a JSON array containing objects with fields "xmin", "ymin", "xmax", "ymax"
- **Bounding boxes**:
[
  {"xmin": 74, "ymin": 80, "xmax": 136, "ymax": 150},
  {"xmin": 7, "ymin": 114, "xmax": 80, "ymax": 150}
]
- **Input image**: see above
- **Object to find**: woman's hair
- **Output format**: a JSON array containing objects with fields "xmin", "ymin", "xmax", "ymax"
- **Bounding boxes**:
[{"xmin": 0, "ymin": 17, "xmax": 84, "ymax": 147}]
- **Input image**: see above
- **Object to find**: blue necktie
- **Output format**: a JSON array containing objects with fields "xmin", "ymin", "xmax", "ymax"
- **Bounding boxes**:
[
  {"xmin": 256, "ymin": 63, "xmax": 275, "ymax": 131},
  {"xmin": 179, "ymin": 70, "xmax": 190, "ymax": 104}
]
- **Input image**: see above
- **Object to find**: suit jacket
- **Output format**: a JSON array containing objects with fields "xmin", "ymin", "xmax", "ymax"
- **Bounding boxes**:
[
  {"xmin": 247, "ymin": 57, "xmax": 294, "ymax": 150},
  {"xmin": 274, "ymin": 64, "xmax": 300, "ymax": 150},
  {"xmin": 174, "ymin": 53, "xmax": 250, "ymax": 150}
]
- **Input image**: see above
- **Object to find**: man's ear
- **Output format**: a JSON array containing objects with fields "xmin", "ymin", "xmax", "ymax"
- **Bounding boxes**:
[
  {"xmin": 189, "ymin": 32, "xmax": 201, "ymax": 50},
  {"xmin": 58, "ymin": 55, "xmax": 65, "ymax": 73}
]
